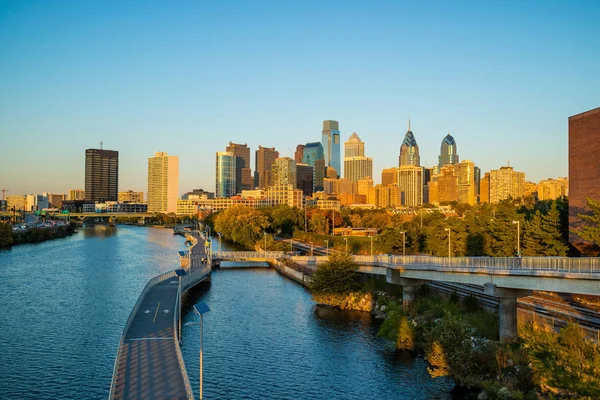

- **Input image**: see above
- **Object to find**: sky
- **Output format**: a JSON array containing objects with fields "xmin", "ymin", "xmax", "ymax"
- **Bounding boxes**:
[{"xmin": 1, "ymin": 0, "xmax": 599, "ymax": 197}]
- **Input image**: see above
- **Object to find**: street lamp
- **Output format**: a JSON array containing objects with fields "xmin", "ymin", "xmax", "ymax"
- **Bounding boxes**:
[
  {"xmin": 344, "ymin": 237, "xmax": 348, "ymax": 253},
  {"xmin": 185, "ymin": 301, "xmax": 211, "ymax": 400},
  {"xmin": 174, "ymin": 268, "xmax": 188, "ymax": 340},
  {"xmin": 444, "ymin": 228, "xmax": 451, "ymax": 258},
  {"xmin": 399, "ymin": 231, "xmax": 406, "ymax": 255},
  {"xmin": 512, "ymin": 220, "xmax": 520, "ymax": 257}
]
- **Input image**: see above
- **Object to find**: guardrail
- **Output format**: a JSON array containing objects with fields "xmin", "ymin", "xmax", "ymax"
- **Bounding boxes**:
[
  {"xmin": 215, "ymin": 251, "xmax": 287, "ymax": 260},
  {"xmin": 174, "ymin": 282, "xmax": 194, "ymax": 399},
  {"xmin": 108, "ymin": 270, "xmax": 177, "ymax": 399}
]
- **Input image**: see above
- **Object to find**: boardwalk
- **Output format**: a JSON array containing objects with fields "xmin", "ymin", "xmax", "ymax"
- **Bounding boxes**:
[{"xmin": 110, "ymin": 231, "xmax": 210, "ymax": 400}]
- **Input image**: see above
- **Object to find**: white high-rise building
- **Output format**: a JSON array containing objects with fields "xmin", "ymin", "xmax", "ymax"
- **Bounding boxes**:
[{"xmin": 148, "ymin": 152, "xmax": 179, "ymax": 213}]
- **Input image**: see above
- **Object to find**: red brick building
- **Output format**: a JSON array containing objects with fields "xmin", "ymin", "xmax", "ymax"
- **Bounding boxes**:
[{"xmin": 568, "ymin": 107, "xmax": 600, "ymax": 255}]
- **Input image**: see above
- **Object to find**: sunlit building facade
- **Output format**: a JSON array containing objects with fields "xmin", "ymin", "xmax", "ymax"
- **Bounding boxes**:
[
  {"xmin": 489, "ymin": 166, "xmax": 525, "ymax": 203},
  {"xmin": 322, "ymin": 120, "xmax": 341, "ymax": 177},
  {"xmin": 399, "ymin": 120, "xmax": 420, "ymax": 167},
  {"xmin": 438, "ymin": 134, "xmax": 459, "ymax": 169},
  {"xmin": 148, "ymin": 152, "xmax": 179, "ymax": 213},
  {"xmin": 215, "ymin": 151, "xmax": 237, "ymax": 198}
]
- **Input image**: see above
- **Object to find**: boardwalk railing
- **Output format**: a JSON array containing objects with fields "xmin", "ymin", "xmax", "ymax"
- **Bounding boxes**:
[
  {"xmin": 174, "ymin": 283, "xmax": 194, "ymax": 399},
  {"xmin": 215, "ymin": 251, "xmax": 287, "ymax": 260}
]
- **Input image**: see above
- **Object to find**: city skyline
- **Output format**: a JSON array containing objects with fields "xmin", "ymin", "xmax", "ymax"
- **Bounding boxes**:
[{"xmin": 1, "ymin": 1, "xmax": 599, "ymax": 195}]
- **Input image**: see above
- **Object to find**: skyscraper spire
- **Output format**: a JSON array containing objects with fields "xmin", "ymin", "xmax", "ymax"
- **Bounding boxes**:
[{"xmin": 408, "ymin": 117, "xmax": 411, "ymax": 132}]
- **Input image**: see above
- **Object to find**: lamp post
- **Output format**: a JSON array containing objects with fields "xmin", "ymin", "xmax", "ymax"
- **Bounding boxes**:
[
  {"xmin": 344, "ymin": 237, "xmax": 348, "ymax": 253},
  {"xmin": 325, "ymin": 239, "xmax": 329, "ymax": 254},
  {"xmin": 512, "ymin": 220, "xmax": 520, "ymax": 256},
  {"xmin": 264, "ymin": 231, "xmax": 267, "ymax": 254},
  {"xmin": 444, "ymin": 228, "xmax": 451, "ymax": 258},
  {"xmin": 174, "ymin": 269, "xmax": 188, "ymax": 340},
  {"xmin": 185, "ymin": 302, "xmax": 211, "ymax": 400},
  {"xmin": 370, "ymin": 236, "xmax": 374, "ymax": 256},
  {"xmin": 399, "ymin": 231, "xmax": 406, "ymax": 255}
]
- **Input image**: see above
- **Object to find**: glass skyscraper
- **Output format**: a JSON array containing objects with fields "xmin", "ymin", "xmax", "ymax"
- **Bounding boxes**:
[
  {"xmin": 216, "ymin": 151, "xmax": 237, "ymax": 198},
  {"xmin": 399, "ymin": 120, "xmax": 420, "ymax": 167},
  {"xmin": 321, "ymin": 120, "xmax": 340, "ymax": 177},
  {"xmin": 438, "ymin": 134, "xmax": 459, "ymax": 169}
]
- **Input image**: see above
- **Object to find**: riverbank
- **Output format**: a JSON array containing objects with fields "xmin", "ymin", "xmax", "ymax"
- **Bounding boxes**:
[{"xmin": 8, "ymin": 222, "xmax": 78, "ymax": 247}]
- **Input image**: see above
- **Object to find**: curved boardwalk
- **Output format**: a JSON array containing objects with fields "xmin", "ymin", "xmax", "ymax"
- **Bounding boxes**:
[{"xmin": 110, "ymin": 231, "xmax": 210, "ymax": 400}]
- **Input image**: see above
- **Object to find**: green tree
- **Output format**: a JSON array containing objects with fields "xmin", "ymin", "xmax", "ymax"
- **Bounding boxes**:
[
  {"xmin": 309, "ymin": 213, "xmax": 329, "ymax": 234},
  {"xmin": 214, "ymin": 205, "xmax": 269, "ymax": 248},
  {"xmin": 576, "ymin": 198, "xmax": 600, "ymax": 246},
  {"xmin": 310, "ymin": 252, "xmax": 359, "ymax": 294},
  {"xmin": 0, "ymin": 222, "xmax": 13, "ymax": 247},
  {"xmin": 523, "ymin": 211, "xmax": 545, "ymax": 256},
  {"xmin": 540, "ymin": 201, "xmax": 568, "ymax": 256}
]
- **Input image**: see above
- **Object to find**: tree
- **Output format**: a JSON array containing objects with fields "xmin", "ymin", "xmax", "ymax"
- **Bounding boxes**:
[
  {"xmin": 0, "ymin": 222, "xmax": 13, "ymax": 247},
  {"xmin": 576, "ymin": 198, "xmax": 600, "ymax": 245},
  {"xmin": 310, "ymin": 252, "xmax": 359, "ymax": 294},
  {"xmin": 541, "ymin": 201, "xmax": 568, "ymax": 256},
  {"xmin": 523, "ymin": 211, "xmax": 545, "ymax": 256},
  {"xmin": 309, "ymin": 213, "xmax": 329, "ymax": 234},
  {"xmin": 214, "ymin": 205, "xmax": 269, "ymax": 248}
]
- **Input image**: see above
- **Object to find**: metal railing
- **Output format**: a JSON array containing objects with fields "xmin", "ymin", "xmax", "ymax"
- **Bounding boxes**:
[
  {"xmin": 174, "ymin": 283, "xmax": 194, "ymax": 399},
  {"xmin": 215, "ymin": 251, "xmax": 287, "ymax": 260}
]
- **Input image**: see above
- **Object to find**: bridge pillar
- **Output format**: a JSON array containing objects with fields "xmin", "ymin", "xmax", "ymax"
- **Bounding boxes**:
[
  {"xmin": 386, "ymin": 269, "xmax": 426, "ymax": 311},
  {"xmin": 484, "ymin": 283, "xmax": 532, "ymax": 341}
]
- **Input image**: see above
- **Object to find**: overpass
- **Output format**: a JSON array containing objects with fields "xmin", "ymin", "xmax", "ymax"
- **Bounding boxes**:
[
  {"xmin": 214, "ymin": 251, "xmax": 600, "ymax": 340},
  {"xmin": 109, "ymin": 232, "xmax": 210, "ymax": 399}
]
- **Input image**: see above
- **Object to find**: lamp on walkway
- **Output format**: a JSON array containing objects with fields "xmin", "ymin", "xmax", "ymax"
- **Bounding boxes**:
[
  {"xmin": 512, "ymin": 220, "xmax": 520, "ymax": 257},
  {"xmin": 185, "ymin": 301, "xmax": 211, "ymax": 400},
  {"xmin": 399, "ymin": 231, "xmax": 406, "ymax": 255},
  {"xmin": 174, "ymin": 268, "xmax": 188, "ymax": 340}
]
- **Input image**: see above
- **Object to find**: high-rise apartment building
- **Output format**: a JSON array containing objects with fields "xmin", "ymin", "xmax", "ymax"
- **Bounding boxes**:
[
  {"xmin": 322, "ymin": 120, "xmax": 341, "ymax": 177},
  {"xmin": 376, "ymin": 184, "xmax": 401, "ymax": 208},
  {"xmin": 438, "ymin": 134, "xmax": 459, "ymax": 169},
  {"xmin": 569, "ymin": 107, "xmax": 600, "ymax": 255},
  {"xmin": 399, "ymin": 120, "xmax": 420, "ymax": 167},
  {"xmin": 381, "ymin": 168, "xmax": 397, "ymax": 186},
  {"xmin": 537, "ymin": 178, "xmax": 568, "ymax": 201},
  {"xmin": 436, "ymin": 165, "xmax": 459, "ymax": 204},
  {"xmin": 255, "ymin": 146, "xmax": 279, "ymax": 189},
  {"xmin": 226, "ymin": 142, "xmax": 253, "ymax": 192},
  {"xmin": 397, "ymin": 165, "xmax": 423, "ymax": 206},
  {"xmin": 343, "ymin": 132, "xmax": 373, "ymax": 183},
  {"xmin": 294, "ymin": 144, "xmax": 305, "ymax": 164},
  {"xmin": 148, "ymin": 152, "xmax": 179, "ymax": 213},
  {"xmin": 216, "ymin": 151, "xmax": 237, "ymax": 198},
  {"xmin": 85, "ymin": 148, "xmax": 119, "ymax": 202},
  {"xmin": 296, "ymin": 163, "xmax": 314, "ymax": 197},
  {"xmin": 489, "ymin": 166, "xmax": 525, "ymax": 203},
  {"xmin": 119, "ymin": 190, "xmax": 145, "ymax": 203},
  {"xmin": 68, "ymin": 189, "xmax": 85, "ymax": 201},
  {"xmin": 271, "ymin": 157, "xmax": 297, "ymax": 188},
  {"xmin": 456, "ymin": 160, "xmax": 476, "ymax": 205}
]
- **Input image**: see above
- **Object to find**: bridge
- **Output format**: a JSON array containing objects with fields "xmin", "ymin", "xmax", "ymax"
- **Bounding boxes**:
[
  {"xmin": 109, "ymin": 231, "xmax": 210, "ymax": 400},
  {"xmin": 214, "ymin": 251, "xmax": 600, "ymax": 340}
]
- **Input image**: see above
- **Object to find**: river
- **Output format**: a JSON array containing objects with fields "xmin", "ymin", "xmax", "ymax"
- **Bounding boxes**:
[{"xmin": 0, "ymin": 225, "xmax": 453, "ymax": 399}]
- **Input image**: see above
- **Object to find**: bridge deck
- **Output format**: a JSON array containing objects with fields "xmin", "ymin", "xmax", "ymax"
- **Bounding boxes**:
[{"xmin": 110, "ymin": 231, "xmax": 209, "ymax": 400}]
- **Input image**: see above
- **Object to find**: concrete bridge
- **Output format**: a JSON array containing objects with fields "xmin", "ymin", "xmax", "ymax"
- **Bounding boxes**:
[
  {"xmin": 109, "ymin": 232, "xmax": 210, "ymax": 399},
  {"xmin": 215, "ymin": 252, "xmax": 600, "ymax": 340}
]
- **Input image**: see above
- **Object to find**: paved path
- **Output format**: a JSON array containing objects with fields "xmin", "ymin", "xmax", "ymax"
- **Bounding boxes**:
[{"xmin": 110, "ymin": 231, "xmax": 209, "ymax": 400}]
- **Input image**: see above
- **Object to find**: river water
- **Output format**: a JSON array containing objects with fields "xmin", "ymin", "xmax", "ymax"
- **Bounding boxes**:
[{"xmin": 0, "ymin": 226, "xmax": 453, "ymax": 399}]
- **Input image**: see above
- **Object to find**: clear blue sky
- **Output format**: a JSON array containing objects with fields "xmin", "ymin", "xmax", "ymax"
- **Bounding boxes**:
[{"xmin": 1, "ymin": 0, "xmax": 599, "ymax": 196}]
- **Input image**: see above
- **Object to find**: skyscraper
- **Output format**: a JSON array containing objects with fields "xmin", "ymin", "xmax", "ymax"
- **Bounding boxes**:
[
  {"xmin": 381, "ymin": 168, "xmax": 397, "ymax": 186},
  {"xmin": 296, "ymin": 164, "xmax": 314, "ymax": 197},
  {"xmin": 322, "ymin": 120, "xmax": 341, "ymax": 177},
  {"xmin": 294, "ymin": 144, "xmax": 305, "ymax": 164},
  {"xmin": 148, "ymin": 152, "xmax": 179, "ymax": 213},
  {"xmin": 438, "ymin": 134, "xmax": 459, "ymax": 169},
  {"xmin": 302, "ymin": 142, "xmax": 325, "ymax": 192},
  {"xmin": 343, "ymin": 132, "xmax": 373, "ymax": 183},
  {"xmin": 216, "ymin": 151, "xmax": 237, "ymax": 198},
  {"xmin": 255, "ymin": 146, "xmax": 279, "ymax": 189},
  {"xmin": 568, "ymin": 106, "xmax": 600, "ymax": 255},
  {"xmin": 397, "ymin": 165, "xmax": 424, "ymax": 206},
  {"xmin": 480, "ymin": 172, "xmax": 491, "ymax": 203},
  {"xmin": 85, "ymin": 148, "xmax": 119, "ymax": 202},
  {"xmin": 456, "ymin": 160, "xmax": 476, "ymax": 205},
  {"xmin": 399, "ymin": 120, "xmax": 420, "ymax": 167},
  {"xmin": 271, "ymin": 157, "xmax": 297, "ymax": 188},
  {"xmin": 226, "ymin": 142, "xmax": 253, "ymax": 192}
]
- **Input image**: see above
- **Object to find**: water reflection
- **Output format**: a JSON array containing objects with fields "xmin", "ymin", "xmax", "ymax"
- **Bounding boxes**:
[{"xmin": 81, "ymin": 224, "xmax": 118, "ymax": 239}]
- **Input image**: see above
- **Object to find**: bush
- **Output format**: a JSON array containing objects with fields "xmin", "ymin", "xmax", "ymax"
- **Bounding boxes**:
[{"xmin": 309, "ymin": 252, "xmax": 359, "ymax": 295}]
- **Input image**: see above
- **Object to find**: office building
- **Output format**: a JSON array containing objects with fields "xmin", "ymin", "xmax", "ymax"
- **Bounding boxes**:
[
  {"xmin": 397, "ymin": 165, "xmax": 423, "ymax": 206},
  {"xmin": 45, "ymin": 193, "xmax": 66, "ymax": 208},
  {"xmin": 85, "ymin": 148, "xmax": 119, "ymax": 202},
  {"xmin": 294, "ymin": 144, "xmax": 305, "ymax": 164},
  {"xmin": 302, "ymin": 142, "xmax": 325, "ymax": 192},
  {"xmin": 489, "ymin": 166, "xmax": 525, "ymax": 203},
  {"xmin": 456, "ymin": 160, "xmax": 476, "ymax": 205},
  {"xmin": 381, "ymin": 168, "xmax": 397, "ymax": 186},
  {"xmin": 322, "ymin": 120, "xmax": 341, "ymax": 177},
  {"xmin": 255, "ymin": 146, "xmax": 279, "ymax": 189},
  {"xmin": 68, "ymin": 189, "xmax": 85, "ymax": 201},
  {"xmin": 436, "ymin": 165, "xmax": 459, "ymax": 204},
  {"xmin": 438, "ymin": 134, "xmax": 459, "ymax": 168},
  {"xmin": 216, "ymin": 151, "xmax": 237, "ymax": 198},
  {"xmin": 6, "ymin": 195, "xmax": 26, "ymax": 211},
  {"xmin": 569, "ymin": 107, "xmax": 600, "ymax": 255},
  {"xmin": 376, "ymin": 184, "xmax": 401, "ymax": 208},
  {"xmin": 182, "ymin": 189, "xmax": 215, "ymax": 200},
  {"xmin": 480, "ymin": 172, "xmax": 491, "ymax": 203},
  {"xmin": 314, "ymin": 159, "xmax": 325, "ymax": 192},
  {"xmin": 148, "ymin": 152, "xmax": 179, "ymax": 213},
  {"xmin": 271, "ymin": 157, "xmax": 297, "ymax": 188},
  {"xmin": 226, "ymin": 142, "xmax": 253, "ymax": 192},
  {"xmin": 296, "ymin": 163, "xmax": 314, "ymax": 197},
  {"xmin": 26, "ymin": 194, "xmax": 49, "ymax": 211},
  {"xmin": 399, "ymin": 120, "xmax": 420, "ymax": 167},
  {"xmin": 119, "ymin": 190, "xmax": 145, "ymax": 203},
  {"xmin": 474, "ymin": 167, "xmax": 481, "ymax": 203},
  {"xmin": 343, "ymin": 132, "xmax": 372, "ymax": 183}
]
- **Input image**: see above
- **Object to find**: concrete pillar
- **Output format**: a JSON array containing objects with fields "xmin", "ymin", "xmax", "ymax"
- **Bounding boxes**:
[
  {"xmin": 402, "ymin": 286, "xmax": 416, "ymax": 312},
  {"xmin": 386, "ymin": 269, "xmax": 426, "ymax": 312},
  {"xmin": 484, "ymin": 283, "xmax": 531, "ymax": 341}
]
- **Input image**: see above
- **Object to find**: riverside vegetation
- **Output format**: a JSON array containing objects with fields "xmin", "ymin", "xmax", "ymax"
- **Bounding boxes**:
[{"xmin": 309, "ymin": 253, "xmax": 600, "ymax": 400}]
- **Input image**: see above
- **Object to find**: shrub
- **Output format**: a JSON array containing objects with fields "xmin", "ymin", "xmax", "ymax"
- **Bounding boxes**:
[{"xmin": 309, "ymin": 252, "xmax": 359, "ymax": 295}]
